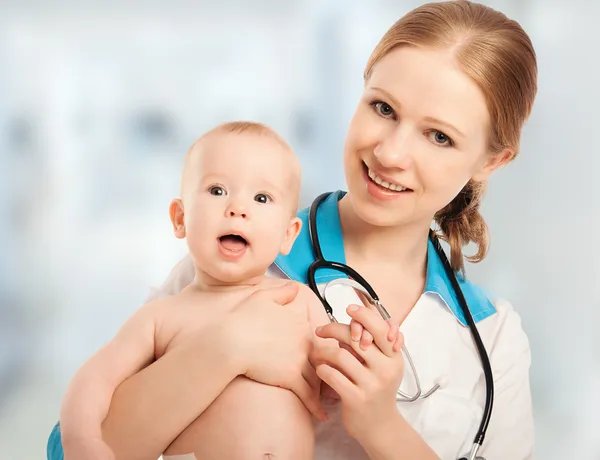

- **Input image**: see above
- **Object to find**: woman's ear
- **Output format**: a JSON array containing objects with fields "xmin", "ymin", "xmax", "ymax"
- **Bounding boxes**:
[
  {"xmin": 279, "ymin": 217, "xmax": 303, "ymax": 255},
  {"xmin": 169, "ymin": 199, "xmax": 186, "ymax": 239},
  {"xmin": 472, "ymin": 148, "xmax": 515, "ymax": 182}
]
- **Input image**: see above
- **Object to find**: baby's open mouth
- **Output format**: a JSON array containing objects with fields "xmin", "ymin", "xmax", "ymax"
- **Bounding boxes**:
[{"xmin": 219, "ymin": 234, "xmax": 248, "ymax": 252}]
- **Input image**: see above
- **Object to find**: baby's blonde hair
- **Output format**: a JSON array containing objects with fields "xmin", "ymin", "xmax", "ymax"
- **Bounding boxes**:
[
  {"xmin": 217, "ymin": 121, "xmax": 289, "ymax": 143},
  {"xmin": 181, "ymin": 121, "xmax": 301, "ymax": 210}
]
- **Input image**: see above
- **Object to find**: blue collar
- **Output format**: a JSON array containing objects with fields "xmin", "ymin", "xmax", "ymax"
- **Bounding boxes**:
[{"xmin": 274, "ymin": 190, "xmax": 496, "ymax": 326}]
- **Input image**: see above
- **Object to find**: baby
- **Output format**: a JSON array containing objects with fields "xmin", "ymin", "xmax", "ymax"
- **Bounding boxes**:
[{"xmin": 59, "ymin": 121, "xmax": 331, "ymax": 460}]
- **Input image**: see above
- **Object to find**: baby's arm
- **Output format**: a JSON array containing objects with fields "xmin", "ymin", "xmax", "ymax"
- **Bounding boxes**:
[{"xmin": 59, "ymin": 301, "xmax": 161, "ymax": 458}]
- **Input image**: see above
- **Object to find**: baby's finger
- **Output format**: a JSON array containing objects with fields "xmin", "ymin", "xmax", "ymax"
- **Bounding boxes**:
[
  {"xmin": 350, "ymin": 319, "xmax": 363, "ymax": 342},
  {"xmin": 386, "ymin": 318, "xmax": 399, "ymax": 342},
  {"xmin": 346, "ymin": 305, "xmax": 395, "ymax": 357},
  {"xmin": 316, "ymin": 322, "xmax": 383, "ymax": 367},
  {"xmin": 359, "ymin": 329, "xmax": 374, "ymax": 350},
  {"xmin": 302, "ymin": 360, "xmax": 322, "ymax": 392},
  {"xmin": 393, "ymin": 331, "xmax": 405, "ymax": 352}
]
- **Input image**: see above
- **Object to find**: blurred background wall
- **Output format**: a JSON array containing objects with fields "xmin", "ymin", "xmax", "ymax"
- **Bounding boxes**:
[{"xmin": 0, "ymin": 0, "xmax": 598, "ymax": 458}]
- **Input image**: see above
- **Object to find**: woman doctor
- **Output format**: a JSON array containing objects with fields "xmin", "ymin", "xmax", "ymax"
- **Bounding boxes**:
[{"xmin": 47, "ymin": 1, "xmax": 537, "ymax": 459}]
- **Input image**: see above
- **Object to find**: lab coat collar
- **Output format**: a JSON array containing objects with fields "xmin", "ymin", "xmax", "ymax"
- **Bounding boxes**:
[{"xmin": 274, "ymin": 190, "xmax": 496, "ymax": 326}]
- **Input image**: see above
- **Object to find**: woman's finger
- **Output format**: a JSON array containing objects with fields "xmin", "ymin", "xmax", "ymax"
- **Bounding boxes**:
[
  {"xmin": 254, "ymin": 281, "xmax": 300, "ymax": 306},
  {"xmin": 315, "ymin": 322, "xmax": 383, "ymax": 367},
  {"xmin": 315, "ymin": 363, "xmax": 358, "ymax": 402},
  {"xmin": 339, "ymin": 342, "xmax": 365, "ymax": 364},
  {"xmin": 346, "ymin": 305, "xmax": 397, "ymax": 357},
  {"xmin": 312, "ymin": 342, "xmax": 368, "ymax": 386}
]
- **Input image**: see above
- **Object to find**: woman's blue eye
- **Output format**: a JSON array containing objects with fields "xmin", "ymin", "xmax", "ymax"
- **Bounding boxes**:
[
  {"xmin": 428, "ymin": 130, "xmax": 454, "ymax": 147},
  {"xmin": 209, "ymin": 186, "xmax": 226, "ymax": 196},
  {"xmin": 254, "ymin": 193, "xmax": 271, "ymax": 204},
  {"xmin": 372, "ymin": 101, "xmax": 395, "ymax": 118}
]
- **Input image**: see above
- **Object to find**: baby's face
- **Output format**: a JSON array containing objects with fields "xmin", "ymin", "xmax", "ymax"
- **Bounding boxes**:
[{"xmin": 176, "ymin": 132, "xmax": 301, "ymax": 284}]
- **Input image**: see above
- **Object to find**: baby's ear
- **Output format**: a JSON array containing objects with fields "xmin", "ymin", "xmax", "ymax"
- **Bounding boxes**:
[
  {"xmin": 169, "ymin": 199, "xmax": 186, "ymax": 239},
  {"xmin": 279, "ymin": 217, "xmax": 302, "ymax": 255}
]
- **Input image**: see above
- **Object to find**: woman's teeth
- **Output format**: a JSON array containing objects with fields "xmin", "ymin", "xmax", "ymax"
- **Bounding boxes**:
[{"xmin": 367, "ymin": 168, "xmax": 406, "ymax": 192}]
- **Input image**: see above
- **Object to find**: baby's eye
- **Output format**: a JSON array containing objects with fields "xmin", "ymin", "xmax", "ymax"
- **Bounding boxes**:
[
  {"xmin": 209, "ymin": 186, "xmax": 226, "ymax": 196},
  {"xmin": 427, "ymin": 130, "xmax": 454, "ymax": 148},
  {"xmin": 371, "ymin": 101, "xmax": 396, "ymax": 119},
  {"xmin": 254, "ymin": 193, "xmax": 272, "ymax": 204}
]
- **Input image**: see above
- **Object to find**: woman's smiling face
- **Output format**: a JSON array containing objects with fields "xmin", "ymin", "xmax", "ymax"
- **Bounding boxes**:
[{"xmin": 343, "ymin": 45, "xmax": 502, "ymax": 229}]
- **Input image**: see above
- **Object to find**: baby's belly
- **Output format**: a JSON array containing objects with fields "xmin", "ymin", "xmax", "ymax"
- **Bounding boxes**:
[{"xmin": 163, "ymin": 376, "xmax": 314, "ymax": 459}]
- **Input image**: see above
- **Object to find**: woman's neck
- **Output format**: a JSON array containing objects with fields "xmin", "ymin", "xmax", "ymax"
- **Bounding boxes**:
[{"xmin": 338, "ymin": 195, "xmax": 430, "ymax": 273}]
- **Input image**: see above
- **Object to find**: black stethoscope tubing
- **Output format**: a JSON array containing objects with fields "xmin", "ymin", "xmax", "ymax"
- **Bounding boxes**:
[{"xmin": 306, "ymin": 192, "xmax": 494, "ymax": 457}]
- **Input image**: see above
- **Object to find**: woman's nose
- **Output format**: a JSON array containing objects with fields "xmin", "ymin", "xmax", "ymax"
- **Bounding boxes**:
[{"xmin": 374, "ymin": 128, "xmax": 414, "ymax": 169}]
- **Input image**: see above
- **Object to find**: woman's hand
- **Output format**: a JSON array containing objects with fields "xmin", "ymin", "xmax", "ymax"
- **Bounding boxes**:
[
  {"xmin": 311, "ymin": 303, "xmax": 404, "ymax": 442},
  {"xmin": 224, "ymin": 281, "xmax": 327, "ymax": 421}
]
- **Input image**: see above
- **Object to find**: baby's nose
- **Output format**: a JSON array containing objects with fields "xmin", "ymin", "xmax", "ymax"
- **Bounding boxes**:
[
  {"xmin": 229, "ymin": 209, "xmax": 247, "ymax": 218},
  {"xmin": 226, "ymin": 202, "xmax": 248, "ymax": 218}
]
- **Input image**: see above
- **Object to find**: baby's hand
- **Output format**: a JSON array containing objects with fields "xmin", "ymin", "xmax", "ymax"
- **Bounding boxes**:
[{"xmin": 348, "ymin": 304, "xmax": 402, "ymax": 352}]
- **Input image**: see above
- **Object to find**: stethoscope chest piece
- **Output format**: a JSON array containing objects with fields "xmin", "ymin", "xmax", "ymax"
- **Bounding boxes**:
[{"xmin": 322, "ymin": 277, "xmax": 441, "ymax": 402}]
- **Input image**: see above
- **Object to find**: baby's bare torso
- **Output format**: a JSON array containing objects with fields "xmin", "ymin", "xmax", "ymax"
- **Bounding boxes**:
[
  {"xmin": 153, "ymin": 279, "xmax": 284, "ymax": 360},
  {"xmin": 155, "ymin": 278, "xmax": 316, "ymax": 460}
]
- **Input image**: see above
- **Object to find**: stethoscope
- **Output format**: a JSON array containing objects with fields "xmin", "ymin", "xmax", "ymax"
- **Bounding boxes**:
[{"xmin": 305, "ymin": 192, "xmax": 494, "ymax": 460}]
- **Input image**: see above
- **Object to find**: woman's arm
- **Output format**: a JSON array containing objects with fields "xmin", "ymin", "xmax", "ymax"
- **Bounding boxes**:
[{"xmin": 359, "ymin": 411, "xmax": 439, "ymax": 460}]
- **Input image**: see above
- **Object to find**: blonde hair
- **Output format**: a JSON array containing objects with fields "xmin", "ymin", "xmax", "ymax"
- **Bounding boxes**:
[
  {"xmin": 216, "ymin": 121, "xmax": 288, "ymax": 144},
  {"xmin": 181, "ymin": 121, "xmax": 300, "ymax": 206},
  {"xmin": 365, "ymin": 0, "xmax": 538, "ymax": 272}
]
